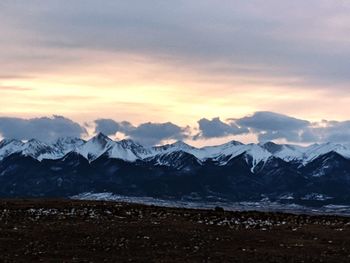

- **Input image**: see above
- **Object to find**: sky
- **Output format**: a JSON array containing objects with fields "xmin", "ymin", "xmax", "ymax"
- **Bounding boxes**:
[{"xmin": 1, "ymin": 0, "xmax": 350, "ymax": 146}]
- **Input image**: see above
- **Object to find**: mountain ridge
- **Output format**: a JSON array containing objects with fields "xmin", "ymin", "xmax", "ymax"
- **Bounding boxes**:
[
  {"xmin": 1, "ymin": 133, "xmax": 350, "ymax": 168},
  {"xmin": 1, "ymin": 133, "xmax": 350, "ymax": 203}
]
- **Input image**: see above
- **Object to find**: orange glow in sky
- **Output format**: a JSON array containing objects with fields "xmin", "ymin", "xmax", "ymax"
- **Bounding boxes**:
[
  {"xmin": 1, "ymin": 51, "xmax": 347, "ymax": 128},
  {"xmin": 1, "ymin": 1, "xmax": 350, "ymax": 145}
]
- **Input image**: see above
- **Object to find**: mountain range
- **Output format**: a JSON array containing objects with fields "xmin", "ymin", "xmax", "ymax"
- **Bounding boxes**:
[{"xmin": 1, "ymin": 133, "xmax": 350, "ymax": 205}]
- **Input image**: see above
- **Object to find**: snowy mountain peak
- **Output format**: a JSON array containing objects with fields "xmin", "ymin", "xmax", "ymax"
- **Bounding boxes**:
[
  {"xmin": 107, "ymin": 139, "xmax": 152, "ymax": 161},
  {"xmin": 55, "ymin": 137, "xmax": 85, "ymax": 145},
  {"xmin": 91, "ymin": 132, "xmax": 112, "ymax": 144},
  {"xmin": 2, "ymin": 135, "xmax": 350, "ymax": 170},
  {"xmin": 0, "ymin": 138, "xmax": 23, "ymax": 148},
  {"xmin": 53, "ymin": 137, "xmax": 85, "ymax": 156},
  {"xmin": 20, "ymin": 140, "xmax": 59, "ymax": 160},
  {"xmin": 117, "ymin": 139, "xmax": 141, "ymax": 148},
  {"xmin": 260, "ymin": 142, "xmax": 284, "ymax": 154},
  {"xmin": 0, "ymin": 139, "xmax": 25, "ymax": 160},
  {"xmin": 224, "ymin": 140, "xmax": 244, "ymax": 146},
  {"xmin": 242, "ymin": 144, "xmax": 272, "ymax": 171},
  {"xmin": 76, "ymin": 133, "xmax": 115, "ymax": 161},
  {"xmin": 26, "ymin": 138, "xmax": 43, "ymax": 145},
  {"xmin": 153, "ymin": 140, "xmax": 195, "ymax": 153},
  {"xmin": 302, "ymin": 142, "xmax": 350, "ymax": 163},
  {"xmin": 172, "ymin": 141, "xmax": 195, "ymax": 150}
]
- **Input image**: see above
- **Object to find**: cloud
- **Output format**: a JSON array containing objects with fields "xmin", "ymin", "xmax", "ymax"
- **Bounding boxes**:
[
  {"xmin": 195, "ymin": 117, "xmax": 248, "ymax": 139},
  {"xmin": 228, "ymin": 111, "xmax": 350, "ymax": 144},
  {"xmin": 2, "ymin": 1, "xmax": 350, "ymax": 127},
  {"xmin": 236, "ymin": 111, "xmax": 310, "ymax": 142},
  {"xmin": 323, "ymin": 121, "xmax": 350, "ymax": 142},
  {"xmin": 0, "ymin": 116, "xmax": 87, "ymax": 142},
  {"xmin": 237, "ymin": 111, "xmax": 310, "ymax": 131},
  {"xmin": 0, "ymin": 85, "xmax": 34, "ymax": 91},
  {"xmin": 2, "ymin": 112, "xmax": 350, "ymax": 145},
  {"xmin": 128, "ymin": 122, "xmax": 188, "ymax": 146},
  {"xmin": 304, "ymin": 120, "xmax": 350, "ymax": 143},
  {"xmin": 95, "ymin": 113, "xmax": 350, "ymax": 145},
  {"xmin": 1, "ymin": 0, "xmax": 350, "ymax": 88},
  {"xmin": 94, "ymin": 119, "xmax": 188, "ymax": 145},
  {"xmin": 94, "ymin": 119, "xmax": 132, "ymax": 136}
]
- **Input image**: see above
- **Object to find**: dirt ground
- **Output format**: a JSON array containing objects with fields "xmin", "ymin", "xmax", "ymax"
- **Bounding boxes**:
[{"xmin": 0, "ymin": 199, "xmax": 350, "ymax": 262}]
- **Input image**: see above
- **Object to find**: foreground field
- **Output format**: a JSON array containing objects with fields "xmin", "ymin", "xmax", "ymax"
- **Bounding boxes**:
[{"xmin": 1, "ymin": 200, "xmax": 350, "ymax": 262}]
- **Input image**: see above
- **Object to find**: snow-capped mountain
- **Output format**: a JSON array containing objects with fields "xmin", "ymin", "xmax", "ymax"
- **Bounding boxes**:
[
  {"xmin": 75, "ymin": 133, "xmax": 115, "ymax": 161},
  {"xmin": 146, "ymin": 150, "xmax": 203, "ymax": 170},
  {"xmin": 1, "ymin": 133, "xmax": 350, "ymax": 204},
  {"xmin": 149, "ymin": 140, "xmax": 272, "ymax": 170},
  {"xmin": 0, "ymin": 139, "xmax": 25, "ymax": 160},
  {"xmin": 260, "ymin": 142, "xmax": 304, "ymax": 162},
  {"xmin": 301, "ymin": 143, "xmax": 350, "ymax": 164},
  {"xmin": 0, "ymin": 139, "xmax": 61, "ymax": 161},
  {"xmin": 107, "ymin": 139, "xmax": 151, "ymax": 162},
  {"xmin": 53, "ymin": 137, "xmax": 86, "ymax": 155},
  {"xmin": 2, "ymin": 133, "xmax": 350, "ymax": 168},
  {"xmin": 152, "ymin": 141, "xmax": 196, "ymax": 154},
  {"xmin": 21, "ymin": 139, "xmax": 61, "ymax": 161}
]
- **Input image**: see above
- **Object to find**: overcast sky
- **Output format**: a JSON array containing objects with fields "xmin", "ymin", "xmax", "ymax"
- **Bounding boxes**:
[{"xmin": 1, "ymin": 1, "xmax": 350, "ymax": 145}]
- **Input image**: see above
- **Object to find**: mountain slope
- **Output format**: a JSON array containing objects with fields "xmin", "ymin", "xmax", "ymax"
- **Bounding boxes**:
[
  {"xmin": 1, "ymin": 134, "xmax": 350, "ymax": 203},
  {"xmin": 3, "ymin": 134, "xmax": 350, "ymax": 168}
]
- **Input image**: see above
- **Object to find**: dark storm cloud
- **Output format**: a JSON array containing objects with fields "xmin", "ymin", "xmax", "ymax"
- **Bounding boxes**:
[
  {"xmin": 94, "ymin": 119, "xmax": 133, "ymax": 136},
  {"xmin": 232, "ymin": 112, "xmax": 350, "ymax": 144},
  {"xmin": 190, "ymin": 111, "xmax": 350, "ymax": 144},
  {"xmin": 237, "ymin": 111, "xmax": 310, "ymax": 131},
  {"xmin": 94, "ymin": 119, "xmax": 188, "ymax": 145},
  {"xmin": 195, "ymin": 117, "xmax": 248, "ymax": 139},
  {"xmin": 0, "ymin": 116, "xmax": 87, "ymax": 142},
  {"xmin": 193, "ymin": 112, "xmax": 311, "ymax": 142},
  {"xmin": 94, "ymin": 113, "xmax": 350, "ymax": 144},
  {"xmin": 236, "ymin": 111, "xmax": 310, "ymax": 142},
  {"xmin": 128, "ymin": 122, "xmax": 188, "ymax": 146},
  {"xmin": 1, "ymin": 1, "xmax": 350, "ymax": 87},
  {"xmin": 2, "ymin": 113, "xmax": 350, "ymax": 144}
]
